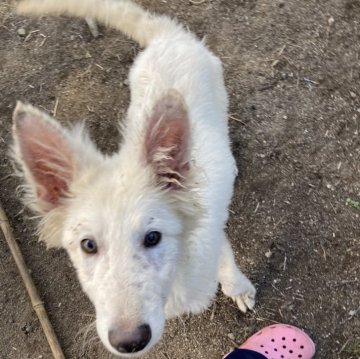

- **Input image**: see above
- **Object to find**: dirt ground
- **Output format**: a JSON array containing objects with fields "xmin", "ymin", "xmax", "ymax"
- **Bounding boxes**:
[{"xmin": 0, "ymin": 0, "xmax": 359, "ymax": 358}]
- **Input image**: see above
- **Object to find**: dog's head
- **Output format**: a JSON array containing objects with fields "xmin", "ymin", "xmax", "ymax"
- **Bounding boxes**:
[{"xmin": 12, "ymin": 91, "xmax": 198, "ymax": 356}]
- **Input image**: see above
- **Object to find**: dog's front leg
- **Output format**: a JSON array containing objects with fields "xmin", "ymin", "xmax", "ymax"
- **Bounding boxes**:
[{"xmin": 218, "ymin": 235, "xmax": 256, "ymax": 312}]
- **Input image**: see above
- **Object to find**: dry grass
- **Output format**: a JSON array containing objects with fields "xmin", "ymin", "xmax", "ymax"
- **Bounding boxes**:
[
  {"xmin": 344, "ymin": 339, "xmax": 360, "ymax": 358},
  {"xmin": 0, "ymin": 2, "xmax": 13, "ymax": 26}
]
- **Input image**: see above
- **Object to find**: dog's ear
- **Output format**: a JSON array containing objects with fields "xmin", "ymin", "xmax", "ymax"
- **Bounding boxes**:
[
  {"xmin": 12, "ymin": 102, "xmax": 76, "ymax": 213},
  {"xmin": 145, "ymin": 90, "xmax": 190, "ymax": 189}
]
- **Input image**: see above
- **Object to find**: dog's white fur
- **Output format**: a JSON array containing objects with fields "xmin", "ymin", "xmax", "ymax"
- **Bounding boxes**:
[{"xmin": 12, "ymin": 0, "xmax": 256, "ymax": 356}]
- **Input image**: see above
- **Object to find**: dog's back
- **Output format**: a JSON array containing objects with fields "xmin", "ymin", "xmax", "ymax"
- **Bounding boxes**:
[
  {"xmin": 18, "ymin": 0, "xmax": 187, "ymax": 47},
  {"xmin": 18, "ymin": 0, "xmax": 235, "ymax": 215}
]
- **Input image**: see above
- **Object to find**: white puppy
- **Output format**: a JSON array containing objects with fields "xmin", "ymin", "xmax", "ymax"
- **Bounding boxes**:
[{"xmin": 12, "ymin": 0, "xmax": 256, "ymax": 356}]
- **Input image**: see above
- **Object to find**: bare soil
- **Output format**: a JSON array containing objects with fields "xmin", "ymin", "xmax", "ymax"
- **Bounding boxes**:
[{"xmin": 0, "ymin": 0, "xmax": 359, "ymax": 358}]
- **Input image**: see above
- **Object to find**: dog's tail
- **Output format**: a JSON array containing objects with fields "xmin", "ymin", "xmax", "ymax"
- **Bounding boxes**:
[{"xmin": 17, "ymin": 0, "xmax": 184, "ymax": 47}]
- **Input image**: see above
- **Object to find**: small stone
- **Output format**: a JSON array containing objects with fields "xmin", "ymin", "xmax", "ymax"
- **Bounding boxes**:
[
  {"xmin": 227, "ymin": 333, "xmax": 235, "ymax": 341},
  {"xmin": 21, "ymin": 322, "xmax": 31, "ymax": 334},
  {"xmin": 123, "ymin": 79, "xmax": 129, "ymax": 86},
  {"xmin": 265, "ymin": 250, "xmax": 273, "ymax": 258},
  {"xmin": 17, "ymin": 28, "xmax": 27, "ymax": 37},
  {"xmin": 350, "ymin": 91, "xmax": 356, "ymax": 99},
  {"xmin": 328, "ymin": 16, "xmax": 335, "ymax": 27}
]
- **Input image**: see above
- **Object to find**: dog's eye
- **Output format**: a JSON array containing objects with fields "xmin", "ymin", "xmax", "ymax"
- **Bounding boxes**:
[
  {"xmin": 144, "ymin": 231, "xmax": 162, "ymax": 248},
  {"xmin": 81, "ymin": 238, "xmax": 98, "ymax": 254}
]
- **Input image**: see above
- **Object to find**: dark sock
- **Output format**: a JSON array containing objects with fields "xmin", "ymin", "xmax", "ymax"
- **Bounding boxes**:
[{"xmin": 225, "ymin": 348, "xmax": 267, "ymax": 359}]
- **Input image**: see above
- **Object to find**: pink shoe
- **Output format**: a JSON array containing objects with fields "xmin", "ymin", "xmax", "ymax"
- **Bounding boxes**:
[{"xmin": 224, "ymin": 324, "xmax": 315, "ymax": 359}]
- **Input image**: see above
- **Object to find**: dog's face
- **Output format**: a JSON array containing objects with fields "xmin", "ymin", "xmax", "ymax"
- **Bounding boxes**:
[
  {"xmin": 12, "ymin": 91, "xmax": 194, "ymax": 356},
  {"xmin": 63, "ymin": 167, "xmax": 183, "ymax": 356}
]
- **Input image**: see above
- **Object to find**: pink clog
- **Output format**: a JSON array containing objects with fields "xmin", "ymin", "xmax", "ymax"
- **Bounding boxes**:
[{"xmin": 224, "ymin": 324, "xmax": 315, "ymax": 359}]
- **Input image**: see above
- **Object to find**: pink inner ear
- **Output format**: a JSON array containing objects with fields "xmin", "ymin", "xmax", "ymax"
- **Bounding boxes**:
[
  {"xmin": 145, "ymin": 91, "xmax": 190, "ymax": 188},
  {"xmin": 15, "ymin": 110, "xmax": 74, "ymax": 208}
]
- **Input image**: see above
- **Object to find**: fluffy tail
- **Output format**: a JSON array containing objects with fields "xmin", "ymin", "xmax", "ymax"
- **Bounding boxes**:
[{"xmin": 17, "ymin": 0, "xmax": 184, "ymax": 47}]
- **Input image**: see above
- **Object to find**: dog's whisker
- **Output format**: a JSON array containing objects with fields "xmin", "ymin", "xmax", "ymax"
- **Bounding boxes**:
[
  {"xmin": 77, "ymin": 319, "xmax": 97, "ymax": 339},
  {"xmin": 78, "ymin": 320, "xmax": 101, "ymax": 356}
]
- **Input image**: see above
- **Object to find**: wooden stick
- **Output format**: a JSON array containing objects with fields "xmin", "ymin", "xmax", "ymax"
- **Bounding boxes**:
[{"xmin": 0, "ymin": 204, "xmax": 66, "ymax": 359}]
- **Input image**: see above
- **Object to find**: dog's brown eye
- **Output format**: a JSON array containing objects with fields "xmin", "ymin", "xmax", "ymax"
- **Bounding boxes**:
[
  {"xmin": 144, "ymin": 231, "xmax": 162, "ymax": 248},
  {"xmin": 81, "ymin": 238, "xmax": 98, "ymax": 254}
]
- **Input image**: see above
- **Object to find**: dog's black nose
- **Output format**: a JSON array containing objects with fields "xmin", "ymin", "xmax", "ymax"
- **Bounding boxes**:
[{"xmin": 109, "ymin": 324, "xmax": 152, "ymax": 353}]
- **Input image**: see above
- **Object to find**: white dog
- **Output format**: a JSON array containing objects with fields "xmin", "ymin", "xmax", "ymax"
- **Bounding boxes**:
[{"xmin": 12, "ymin": 0, "xmax": 256, "ymax": 356}]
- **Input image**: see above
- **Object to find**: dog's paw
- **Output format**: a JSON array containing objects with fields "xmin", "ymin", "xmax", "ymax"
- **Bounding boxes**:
[
  {"xmin": 231, "ymin": 284, "xmax": 256, "ymax": 313},
  {"xmin": 220, "ymin": 265, "xmax": 256, "ymax": 313},
  {"xmin": 223, "ymin": 278, "xmax": 256, "ymax": 313}
]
